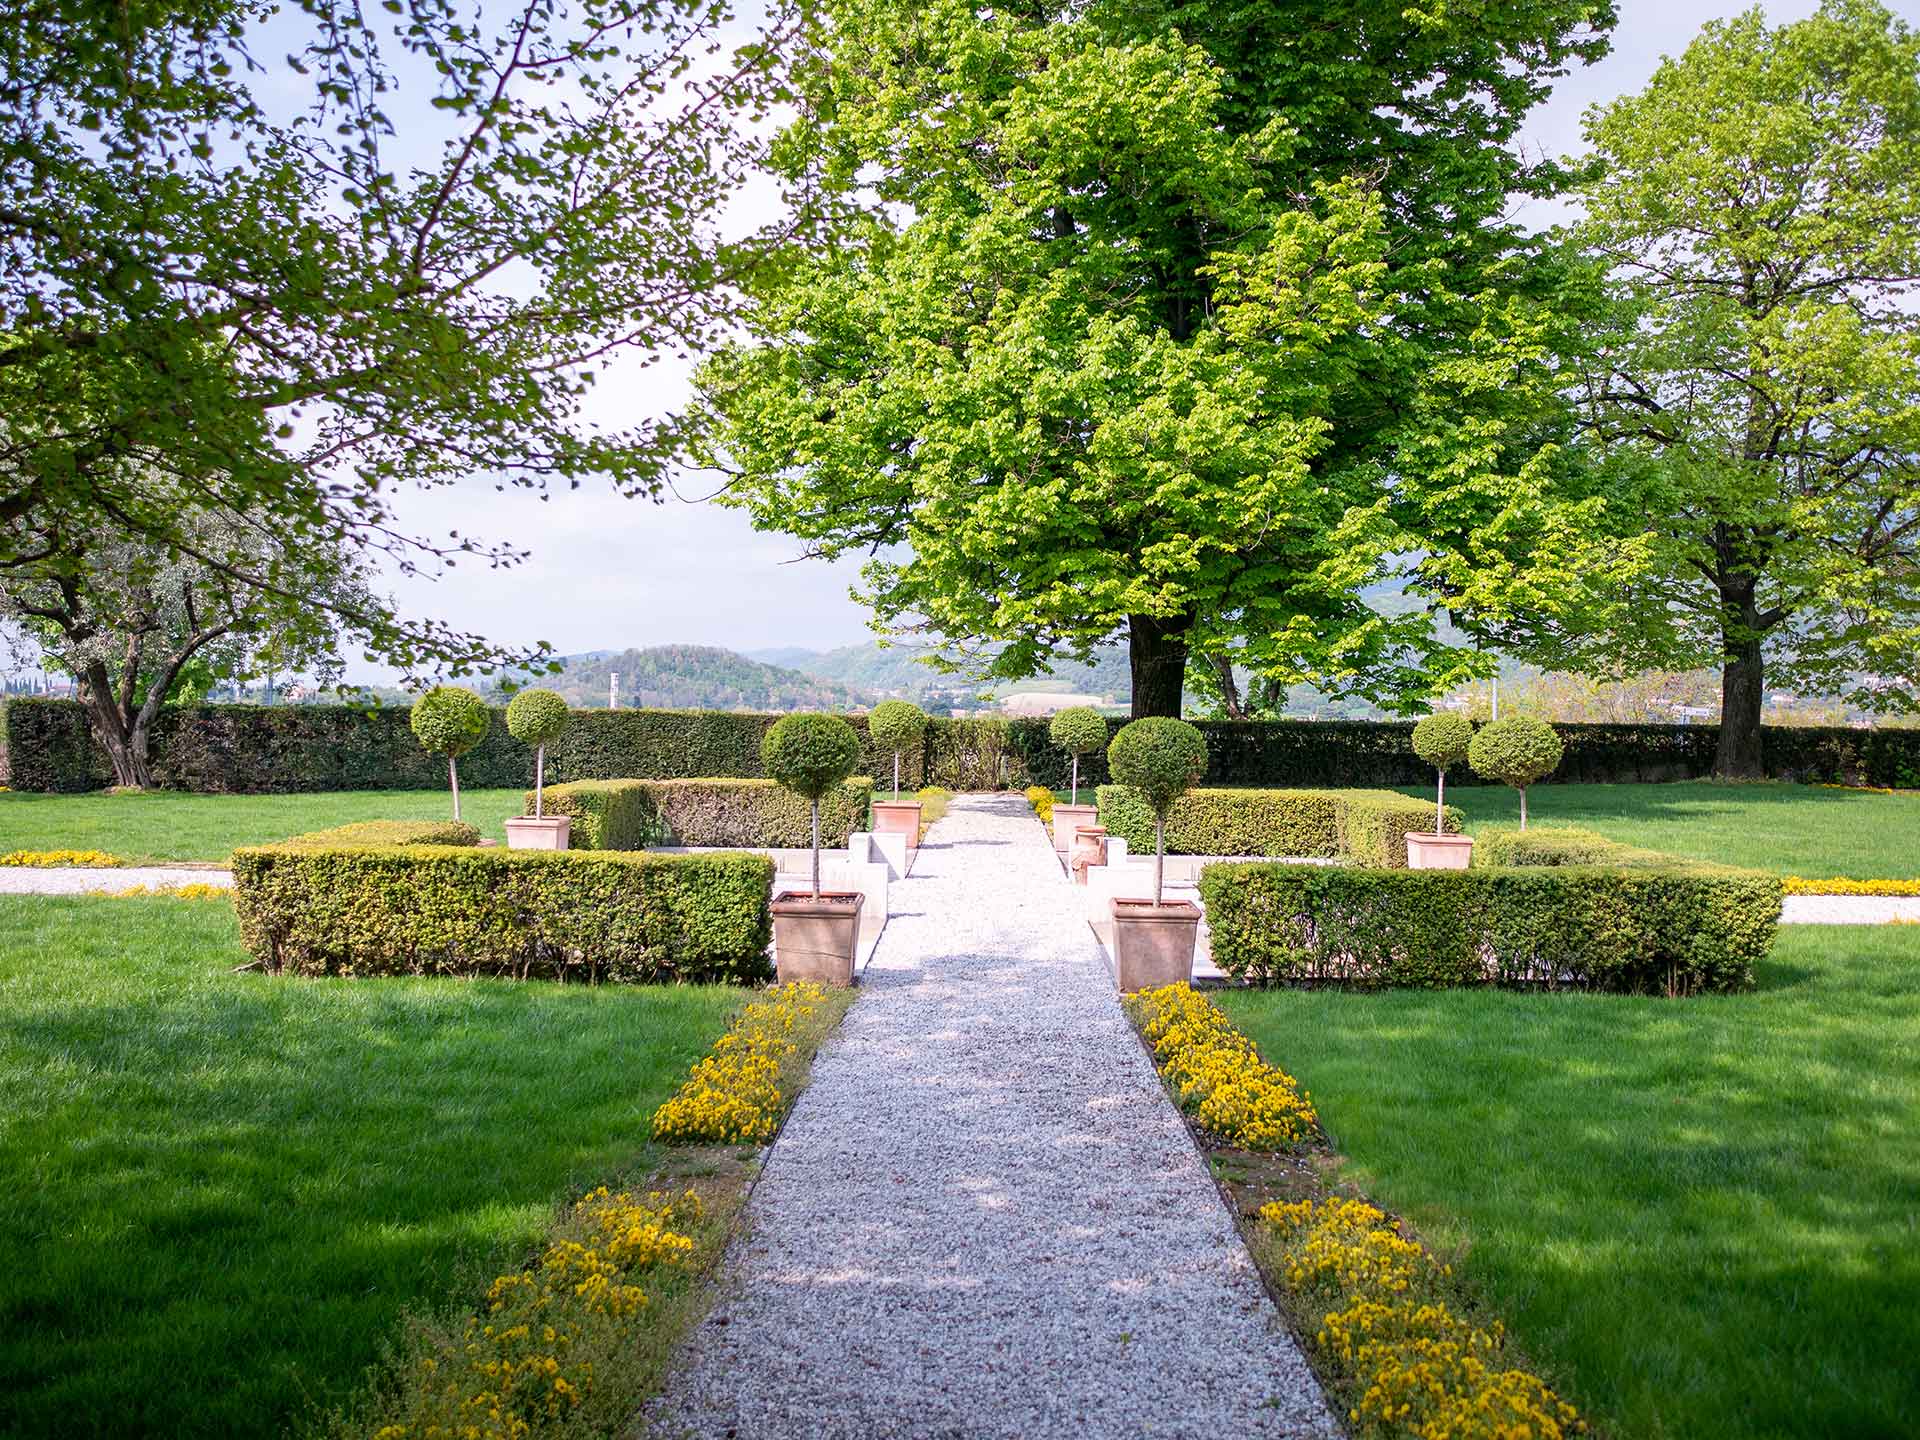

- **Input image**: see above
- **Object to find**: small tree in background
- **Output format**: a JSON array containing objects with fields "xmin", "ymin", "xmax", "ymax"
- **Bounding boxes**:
[
  {"xmin": 763, "ymin": 713, "xmax": 863, "ymax": 897},
  {"xmin": 866, "ymin": 700, "xmax": 928, "ymax": 800},
  {"xmin": 1468, "ymin": 716, "xmax": 1564, "ymax": 830},
  {"xmin": 1049, "ymin": 707, "xmax": 1108, "ymax": 806},
  {"xmin": 411, "ymin": 686, "xmax": 490, "ymax": 822},
  {"xmin": 1412, "ymin": 712, "xmax": 1475, "ymax": 835},
  {"xmin": 506, "ymin": 689, "xmax": 571, "ymax": 818},
  {"xmin": 1108, "ymin": 718, "xmax": 1209, "ymax": 906}
]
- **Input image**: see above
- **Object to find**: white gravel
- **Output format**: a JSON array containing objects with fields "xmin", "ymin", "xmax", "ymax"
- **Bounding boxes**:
[
  {"xmin": 0, "ymin": 865, "xmax": 232, "ymax": 894},
  {"xmin": 650, "ymin": 792, "xmax": 1336, "ymax": 1440}
]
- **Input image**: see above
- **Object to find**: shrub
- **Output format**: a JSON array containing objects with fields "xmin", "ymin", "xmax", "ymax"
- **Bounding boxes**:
[
  {"xmin": 1108, "ymin": 717, "xmax": 1208, "ymax": 904},
  {"xmin": 0, "ymin": 848, "xmax": 124, "ymax": 867},
  {"xmin": 506, "ymin": 688, "xmax": 572, "ymax": 817},
  {"xmin": 1048, "ymin": 706, "xmax": 1108, "ymax": 805},
  {"xmin": 651, "ymin": 983, "xmax": 841, "ymax": 1144},
  {"xmin": 1125, "ymin": 983, "xmax": 1318, "ymax": 1150},
  {"xmin": 1411, "ymin": 711, "xmax": 1474, "ymax": 834},
  {"xmin": 1024, "ymin": 784, "xmax": 1055, "ymax": 823},
  {"xmin": 1784, "ymin": 875, "xmax": 1920, "ymax": 895},
  {"xmin": 538, "ymin": 777, "xmax": 874, "ymax": 851},
  {"xmin": 231, "ymin": 845, "xmax": 775, "ymax": 984},
  {"xmin": 1471, "ymin": 824, "xmax": 1678, "ymax": 870},
  {"xmin": 866, "ymin": 700, "xmax": 928, "ymax": 800},
  {"xmin": 762, "ymin": 713, "xmax": 862, "ymax": 896},
  {"xmin": 1468, "ymin": 716, "xmax": 1564, "ymax": 829},
  {"xmin": 914, "ymin": 785, "xmax": 951, "ymax": 830},
  {"xmin": 278, "ymin": 819, "xmax": 481, "ymax": 848},
  {"xmin": 410, "ymin": 686, "xmax": 491, "ymax": 822},
  {"xmin": 1095, "ymin": 786, "xmax": 1458, "ymax": 866},
  {"xmin": 1200, "ymin": 863, "xmax": 1781, "ymax": 993}
]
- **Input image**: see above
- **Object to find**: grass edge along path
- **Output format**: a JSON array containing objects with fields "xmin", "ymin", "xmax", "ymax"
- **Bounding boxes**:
[
  {"xmin": 1122, "ymin": 984, "xmax": 1586, "ymax": 1440},
  {"xmin": 334, "ymin": 982, "xmax": 856, "ymax": 1440}
]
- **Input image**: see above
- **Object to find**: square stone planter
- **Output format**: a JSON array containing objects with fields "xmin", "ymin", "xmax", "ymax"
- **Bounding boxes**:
[
  {"xmin": 871, "ymin": 800, "xmax": 923, "ymax": 855},
  {"xmin": 504, "ymin": 815, "xmax": 572, "ymax": 850},
  {"xmin": 1405, "ymin": 832, "xmax": 1475, "ymax": 870},
  {"xmin": 1050, "ymin": 803, "xmax": 1098, "ymax": 853},
  {"xmin": 1109, "ymin": 897, "xmax": 1201, "ymax": 993},
  {"xmin": 772, "ymin": 890, "xmax": 866, "ymax": 987}
]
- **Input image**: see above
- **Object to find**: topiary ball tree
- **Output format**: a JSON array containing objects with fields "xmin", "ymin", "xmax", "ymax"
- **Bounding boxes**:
[
  {"xmin": 1411, "ymin": 711, "xmax": 1475, "ymax": 835},
  {"xmin": 866, "ymin": 699, "xmax": 928, "ymax": 800},
  {"xmin": 1048, "ymin": 706, "xmax": 1108, "ymax": 806},
  {"xmin": 410, "ymin": 685, "xmax": 490, "ymax": 822},
  {"xmin": 1107, "ymin": 716, "xmax": 1208, "ymax": 906},
  {"xmin": 506, "ymin": 688, "xmax": 571, "ymax": 818},
  {"xmin": 762, "ymin": 711, "xmax": 863, "ymax": 896},
  {"xmin": 1467, "ymin": 715, "xmax": 1564, "ymax": 831}
]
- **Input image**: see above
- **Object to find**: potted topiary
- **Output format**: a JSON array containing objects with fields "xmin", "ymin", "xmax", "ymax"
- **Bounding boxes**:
[
  {"xmin": 866, "ymin": 699, "xmax": 929, "ymax": 855},
  {"xmin": 505, "ymin": 687, "xmax": 573, "ymax": 850},
  {"xmin": 1407, "ymin": 711, "xmax": 1475, "ymax": 869},
  {"xmin": 1467, "ymin": 714, "xmax": 1564, "ymax": 831},
  {"xmin": 763, "ymin": 711, "xmax": 866, "ymax": 985},
  {"xmin": 410, "ymin": 684, "xmax": 490, "ymax": 824},
  {"xmin": 1104, "ymin": 717, "xmax": 1208, "ymax": 992},
  {"xmin": 1047, "ymin": 705, "xmax": 1107, "ymax": 855}
]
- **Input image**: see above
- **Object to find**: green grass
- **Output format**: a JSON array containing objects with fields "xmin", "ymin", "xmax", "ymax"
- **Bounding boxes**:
[
  {"xmin": 0, "ymin": 897, "xmax": 741, "ymax": 1440},
  {"xmin": 1220, "ymin": 925, "xmax": 1920, "ymax": 1440},
  {"xmin": 1412, "ymin": 779, "xmax": 1920, "ymax": 878},
  {"xmin": 0, "ymin": 788, "xmax": 529, "ymax": 863}
]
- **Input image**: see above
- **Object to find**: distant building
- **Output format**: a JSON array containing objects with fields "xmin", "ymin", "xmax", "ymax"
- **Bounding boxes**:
[{"xmin": 1001, "ymin": 691, "xmax": 1108, "ymax": 718}]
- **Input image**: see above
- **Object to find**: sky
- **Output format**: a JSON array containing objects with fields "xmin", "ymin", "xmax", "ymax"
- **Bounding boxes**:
[{"xmin": 360, "ymin": 0, "xmax": 1841, "ymax": 675}]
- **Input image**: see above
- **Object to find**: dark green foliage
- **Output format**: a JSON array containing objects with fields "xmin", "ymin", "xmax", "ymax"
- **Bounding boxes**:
[
  {"xmin": 1200, "ymin": 864, "xmax": 1780, "ymax": 993},
  {"xmin": 409, "ymin": 686, "xmax": 489, "ymax": 758},
  {"xmin": 504, "ymin": 689, "xmax": 571, "ymax": 747},
  {"xmin": 1107, "ymin": 718, "xmax": 1208, "ymax": 818},
  {"xmin": 1096, "ymin": 786, "xmax": 1455, "ymax": 866},
  {"xmin": 278, "ymin": 819, "xmax": 481, "ymax": 848},
  {"xmin": 761, "ymin": 713, "xmax": 862, "ymax": 801},
  {"xmin": 1412, "ymin": 712, "xmax": 1475, "ymax": 771},
  {"xmin": 1469, "ymin": 715, "xmax": 1566, "ymax": 788},
  {"xmin": 538, "ymin": 778, "xmax": 873, "ymax": 850},
  {"xmin": 231, "ymin": 846, "xmax": 775, "ymax": 984},
  {"xmin": 545, "ymin": 708, "xmax": 921, "ymax": 792},
  {"xmin": 866, "ymin": 699, "xmax": 929, "ymax": 751},
  {"xmin": 1048, "ymin": 707, "xmax": 1109, "ymax": 757}
]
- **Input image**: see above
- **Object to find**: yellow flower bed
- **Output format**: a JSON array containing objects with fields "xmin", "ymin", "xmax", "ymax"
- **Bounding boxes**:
[
  {"xmin": 88, "ymin": 882, "xmax": 230, "ymax": 901},
  {"xmin": 0, "ymin": 848, "xmax": 123, "ymax": 868},
  {"xmin": 651, "ymin": 983, "xmax": 832, "ymax": 1144},
  {"xmin": 1784, "ymin": 875, "xmax": 1920, "ymax": 896},
  {"xmin": 1263, "ymin": 1197, "xmax": 1585, "ymax": 1440},
  {"xmin": 1025, "ymin": 785, "xmax": 1055, "ymax": 822},
  {"xmin": 1125, "ymin": 983, "xmax": 1317, "ymax": 1150},
  {"xmin": 366, "ymin": 1187, "xmax": 702, "ymax": 1440}
]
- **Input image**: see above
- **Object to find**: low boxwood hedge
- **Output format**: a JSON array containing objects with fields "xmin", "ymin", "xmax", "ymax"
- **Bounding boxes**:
[
  {"xmin": 231, "ymin": 845, "xmax": 774, "ymax": 984},
  {"xmin": 1199, "ymin": 863, "xmax": 1781, "ymax": 994},
  {"xmin": 277, "ymin": 819, "xmax": 482, "ymax": 848},
  {"xmin": 1095, "ymin": 786, "xmax": 1458, "ymax": 867},
  {"xmin": 538, "ymin": 777, "xmax": 874, "ymax": 850},
  {"xmin": 1471, "ymin": 823, "xmax": 1681, "ymax": 870}
]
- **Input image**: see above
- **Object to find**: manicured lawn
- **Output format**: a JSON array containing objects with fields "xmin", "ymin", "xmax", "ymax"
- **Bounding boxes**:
[
  {"xmin": 0, "ymin": 787, "xmax": 528, "ymax": 862},
  {"xmin": 0, "ymin": 897, "xmax": 740, "ymax": 1440},
  {"xmin": 1410, "ymin": 779, "xmax": 1920, "ymax": 877},
  {"xmin": 1220, "ymin": 925, "xmax": 1920, "ymax": 1440}
]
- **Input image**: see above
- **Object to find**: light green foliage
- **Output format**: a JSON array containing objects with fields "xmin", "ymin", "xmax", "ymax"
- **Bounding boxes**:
[
  {"xmin": 1048, "ymin": 707, "xmax": 1108, "ymax": 757},
  {"xmin": 1096, "ymin": 785, "xmax": 1454, "ymax": 866},
  {"xmin": 867, "ymin": 699, "xmax": 928, "ymax": 798},
  {"xmin": 1469, "ymin": 716, "xmax": 1564, "ymax": 827},
  {"xmin": 1107, "ymin": 718, "xmax": 1209, "ymax": 821},
  {"xmin": 760, "ymin": 713, "xmax": 863, "ymax": 802},
  {"xmin": 409, "ymin": 687, "xmax": 490, "ymax": 760},
  {"xmin": 505, "ymin": 689, "xmax": 571, "ymax": 748},
  {"xmin": 278, "ymin": 820, "xmax": 481, "ymax": 849},
  {"xmin": 1411, "ymin": 712, "xmax": 1474, "ymax": 772},
  {"xmin": 695, "ymin": 0, "xmax": 1624, "ymax": 715},
  {"xmin": 1537, "ymin": 0, "xmax": 1920, "ymax": 776}
]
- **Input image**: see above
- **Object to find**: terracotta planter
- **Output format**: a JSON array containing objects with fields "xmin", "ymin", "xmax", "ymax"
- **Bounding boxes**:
[
  {"xmin": 1109, "ymin": 897, "xmax": 1201, "ymax": 992},
  {"xmin": 871, "ymin": 800, "xmax": 923, "ymax": 854},
  {"xmin": 505, "ymin": 816, "xmax": 571, "ymax": 851},
  {"xmin": 772, "ymin": 890, "xmax": 865, "ymax": 987},
  {"xmin": 1405, "ymin": 832, "xmax": 1475, "ymax": 870},
  {"xmin": 1050, "ymin": 803, "xmax": 1098, "ymax": 853},
  {"xmin": 1069, "ymin": 825, "xmax": 1108, "ymax": 885}
]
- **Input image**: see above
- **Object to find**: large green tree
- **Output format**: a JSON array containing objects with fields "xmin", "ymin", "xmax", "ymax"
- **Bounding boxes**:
[
  {"xmin": 0, "ymin": 0, "xmax": 797, "ymax": 675},
  {"xmin": 692, "ymin": 0, "xmax": 1628, "ymax": 716},
  {"xmin": 1534, "ymin": 0, "xmax": 1920, "ymax": 777}
]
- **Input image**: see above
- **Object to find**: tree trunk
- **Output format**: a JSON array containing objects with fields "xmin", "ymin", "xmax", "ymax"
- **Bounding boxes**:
[
  {"xmin": 1154, "ymin": 817, "xmax": 1166, "ymax": 907},
  {"xmin": 892, "ymin": 751, "xmax": 901, "ymax": 801},
  {"xmin": 1716, "ymin": 626, "xmax": 1766, "ymax": 780},
  {"xmin": 811, "ymin": 798, "xmax": 822, "ymax": 898},
  {"xmin": 1070, "ymin": 754, "xmax": 1080, "ymax": 807},
  {"xmin": 1436, "ymin": 767, "xmax": 1446, "ymax": 835},
  {"xmin": 1129, "ymin": 612, "xmax": 1192, "ymax": 719},
  {"xmin": 1519, "ymin": 785, "xmax": 1528, "ymax": 831},
  {"xmin": 449, "ymin": 755, "xmax": 462, "ymax": 822},
  {"xmin": 80, "ymin": 690, "xmax": 151, "ymax": 788},
  {"xmin": 535, "ymin": 744, "xmax": 545, "ymax": 817}
]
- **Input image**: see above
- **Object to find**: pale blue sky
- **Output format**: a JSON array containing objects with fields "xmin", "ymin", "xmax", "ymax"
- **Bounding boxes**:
[{"xmin": 366, "ymin": 0, "xmax": 1850, "ymax": 672}]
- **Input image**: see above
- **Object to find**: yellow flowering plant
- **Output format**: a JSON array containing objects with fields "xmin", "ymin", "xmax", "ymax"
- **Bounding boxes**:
[
  {"xmin": 1, "ymin": 847, "xmax": 123, "ymax": 867},
  {"xmin": 1784, "ymin": 875, "xmax": 1920, "ymax": 896},
  {"xmin": 652, "ymin": 983, "xmax": 846, "ymax": 1144},
  {"xmin": 1124, "ymin": 983, "xmax": 1317, "ymax": 1150},
  {"xmin": 1025, "ymin": 785, "xmax": 1055, "ymax": 823},
  {"xmin": 88, "ymin": 882, "xmax": 229, "ymax": 901}
]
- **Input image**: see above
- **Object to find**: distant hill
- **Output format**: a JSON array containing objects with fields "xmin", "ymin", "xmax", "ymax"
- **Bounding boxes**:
[
  {"xmin": 533, "ymin": 645, "xmax": 876, "ymax": 712},
  {"xmin": 753, "ymin": 641, "xmax": 1132, "ymax": 704}
]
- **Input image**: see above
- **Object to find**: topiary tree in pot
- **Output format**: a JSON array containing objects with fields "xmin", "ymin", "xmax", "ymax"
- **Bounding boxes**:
[
  {"xmin": 1104, "ymin": 717, "xmax": 1208, "ymax": 992},
  {"xmin": 1047, "ymin": 705, "xmax": 1108, "ymax": 855},
  {"xmin": 866, "ymin": 699, "xmax": 930, "ymax": 856},
  {"xmin": 410, "ymin": 685, "xmax": 489, "ymax": 823},
  {"xmin": 1408, "ymin": 711, "xmax": 1475, "ymax": 868},
  {"xmin": 505, "ymin": 688, "xmax": 573, "ymax": 849},
  {"xmin": 762, "ymin": 712, "xmax": 866, "ymax": 985},
  {"xmin": 1468, "ymin": 715, "xmax": 1564, "ymax": 830}
]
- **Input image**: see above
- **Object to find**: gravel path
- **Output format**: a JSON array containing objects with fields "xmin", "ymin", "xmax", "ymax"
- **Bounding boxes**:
[
  {"xmin": 651, "ymin": 792, "xmax": 1336, "ymax": 1440},
  {"xmin": 0, "ymin": 865, "xmax": 232, "ymax": 894}
]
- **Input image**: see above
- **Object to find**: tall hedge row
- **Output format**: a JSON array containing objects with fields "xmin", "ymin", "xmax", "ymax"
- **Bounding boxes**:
[
  {"xmin": 10, "ymin": 695, "xmax": 1920, "ymax": 794},
  {"xmin": 537, "ymin": 778, "xmax": 874, "ymax": 850}
]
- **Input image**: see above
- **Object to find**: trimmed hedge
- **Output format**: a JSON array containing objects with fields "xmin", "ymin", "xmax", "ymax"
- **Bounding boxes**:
[
  {"xmin": 1096, "ymin": 786, "xmax": 1460, "ymax": 867},
  {"xmin": 231, "ymin": 844, "xmax": 774, "ymax": 984},
  {"xmin": 1200, "ymin": 863, "xmax": 1781, "ymax": 994},
  {"xmin": 278, "ymin": 819, "xmax": 481, "ymax": 848},
  {"xmin": 538, "ymin": 777, "xmax": 874, "ymax": 850},
  {"xmin": 1471, "ymin": 824, "xmax": 1682, "ymax": 870}
]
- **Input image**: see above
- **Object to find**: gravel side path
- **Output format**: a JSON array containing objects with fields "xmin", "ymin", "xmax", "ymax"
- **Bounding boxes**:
[
  {"xmin": 0, "ymin": 865, "xmax": 232, "ymax": 894},
  {"xmin": 651, "ymin": 792, "xmax": 1336, "ymax": 1440}
]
